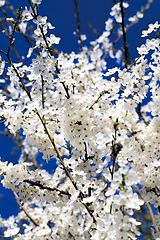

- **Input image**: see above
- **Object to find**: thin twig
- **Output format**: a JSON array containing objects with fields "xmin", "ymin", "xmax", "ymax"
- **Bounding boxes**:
[
  {"xmin": 74, "ymin": 0, "xmax": 83, "ymax": 51},
  {"xmin": 89, "ymin": 90, "xmax": 109, "ymax": 110},
  {"xmin": 61, "ymin": 81, "xmax": 70, "ymax": 99},
  {"xmin": 111, "ymin": 119, "xmax": 119, "ymax": 180},
  {"xmin": 136, "ymin": 102, "xmax": 148, "ymax": 126},
  {"xmin": 88, "ymin": 22, "xmax": 100, "ymax": 37},
  {"xmin": 7, "ymin": 6, "xmax": 22, "ymax": 56},
  {"xmin": 11, "ymin": 190, "xmax": 39, "ymax": 226},
  {"xmin": 122, "ymin": 54, "xmax": 142, "ymax": 75},
  {"xmin": 146, "ymin": 202, "xmax": 159, "ymax": 233},
  {"xmin": 120, "ymin": 0, "xmax": 131, "ymax": 68},
  {"xmin": 0, "ymin": 20, "xmax": 21, "ymax": 62},
  {"xmin": 0, "ymin": 235, "xmax": 9, "ymax": 239},
  {"xmin": 83, "ymin": 141, "xmax": 94, "ymax": 162},
  {"xmin": 41, "ymin": 75, "xmax": 45, "ymax": 108},
  {"xmin": 24, "ymin": 179, "xmax": 71, "ymax": 197}
]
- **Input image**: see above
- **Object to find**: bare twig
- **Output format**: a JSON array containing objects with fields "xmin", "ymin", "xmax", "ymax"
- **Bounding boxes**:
[
  {"xmin": 120, "ymin": 0, "xmax": 131, "ymax": 67},
  {"xmin": 110, "ymin": 119, "xmax": 119, "ymax": 180},
  {"xmin": 83, "ymin": 141, "xmax": 94, "ymax": 162},
  {"xmin": 74, "ymin": 0, "xmax": 83, "ymax": 51},
  {"xmin": 0, "ymin": 20, "xmax": 21, "ymax": 63},
  {"xmin": 122, "ymin": 54, "xmax": 142, "ymax": 75},
  {"xmin": 136, "ymin": 102, "xmax": 148, "ymax": 126},
  {"xmin": 41, "ymin": 75, "xmax": 45, "ymax": 108},
  {"xmin": 61, "ymin": 81, "xmax": 70, "ymax": 99},
  {"xmin": 7, "ymin": 6, "xmax": 22, "ymax": 56},
  {"xmin": 88, "ymin": 22, "xmax": 100, "ymax": 37}
]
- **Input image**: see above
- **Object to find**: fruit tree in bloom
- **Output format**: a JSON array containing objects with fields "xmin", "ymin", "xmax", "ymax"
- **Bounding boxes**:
[{"xmin": 0, "ymin": 0, "xmax": 160, "ymax": 239}]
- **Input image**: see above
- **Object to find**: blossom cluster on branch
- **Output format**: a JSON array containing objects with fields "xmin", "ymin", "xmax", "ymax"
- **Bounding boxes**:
[{"xmin": 0, "ymin": 0, "xmax": 159, "ymax": 239}]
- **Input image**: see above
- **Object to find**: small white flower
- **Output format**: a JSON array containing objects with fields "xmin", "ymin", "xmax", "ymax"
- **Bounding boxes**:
[
  {"xmin": 6, "ymin": 17, "xmax": 14, "ymax": 23},
  {"xmin": 27, "ymin": 47, "xmax": 33, "ymax": 58},
  {"xmin": 142, "ymin": 21, "xmax": 160, "ymax": 37},
  {"xmin": 148, "ymin": 21, "xmax": 160, "ymax": 32},
  {"xmin": 146, "ymin": 39, "xmax": 160, "ymax": 50},
  {"xmin": 81, "ymin": 34, "xmax": 87, "ymax": 41},
  {"xmin": 48, "ymin": 34, "xmax": 61, "ymax": 45},
  {"xmin": 18, "ymin": 22, "xmax": 27, "ymax": 33},
  {"xmin": 141, "ymin": 29, "xmax": 152, "ymax": 37},
  {"xmin": 137, "ymin": 44, "xmax": 149, "ymax": 55},
  {"xmin": 32, "ymin": 0, "xmax": 42, "ymax": 4},
  {"xmin": 0, "ymin": 0, "xmax": 5, "ymax": 7},
  {"xmin": 0, "ymin": 56, "xmax": 5, "ymax": 75},
  {"xmin": 21, "ymin": 6, "xmax": 33, "ymax": 21},
  {"xmin": 128, "ymin": 15, "xmax": 137, "ymax": 23},
  {"xmin": 33, "ymin": 16, "xmax": 47, "ymax": 26},
  {"xmin": 136, "ymin": 11, "xmax": 143, "ymax": 19}
]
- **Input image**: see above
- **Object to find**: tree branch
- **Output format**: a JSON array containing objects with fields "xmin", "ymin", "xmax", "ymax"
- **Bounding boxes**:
[
  {"xmin": 74, "ymin": 0, "xmax": 83, "ymax": 51},
  {"xmin": 11, "ymin": 190, "xmax": 39, "ymax": 226},
  {"xmin": 24, "ymin": 179, "xmax": 71, "ymax": 197},
  {"xmin": 120, "ymin": 0, "xmax": 130, "ymax": 68}
]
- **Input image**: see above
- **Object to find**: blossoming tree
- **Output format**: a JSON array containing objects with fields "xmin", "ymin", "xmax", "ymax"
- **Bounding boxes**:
[{"xmin": 0, "ymin": 0, "xmax": 160, "ymax": 239}]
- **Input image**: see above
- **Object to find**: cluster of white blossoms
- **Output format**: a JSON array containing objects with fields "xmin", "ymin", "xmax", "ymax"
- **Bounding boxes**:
[{"xmin": 0, "ymin": 0, "xmax": 160, "ymax": 239}]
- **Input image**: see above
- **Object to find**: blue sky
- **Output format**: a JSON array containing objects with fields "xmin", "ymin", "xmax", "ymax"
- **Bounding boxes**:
[{"xmin": 0, "ymin": 0, "xmax": 159, "ymax": 229}]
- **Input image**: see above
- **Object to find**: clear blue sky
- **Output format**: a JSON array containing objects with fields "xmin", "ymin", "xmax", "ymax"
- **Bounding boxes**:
[{"xmin": 0, "ymin": 0, "xmax": 159, "ymax": 224}]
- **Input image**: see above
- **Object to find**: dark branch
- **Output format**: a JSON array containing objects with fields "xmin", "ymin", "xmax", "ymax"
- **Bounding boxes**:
[
  {"xmin": 136, "ymin": 102, "xmax": 149, "ymax": 126},
  {"xmin": 120, "ymin": 0, "xmax": 130, "ymax": 68},
  {"xmin": 41, "ymin": 75, "xmax": 45, "ymax": 108},
  {"xmin": 24, "ymin": 179, "xmax": 71, "ymax": 197},
  {"xmin": 74, "ymin": 0, "xmax": 83, "ymax": 51}
]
